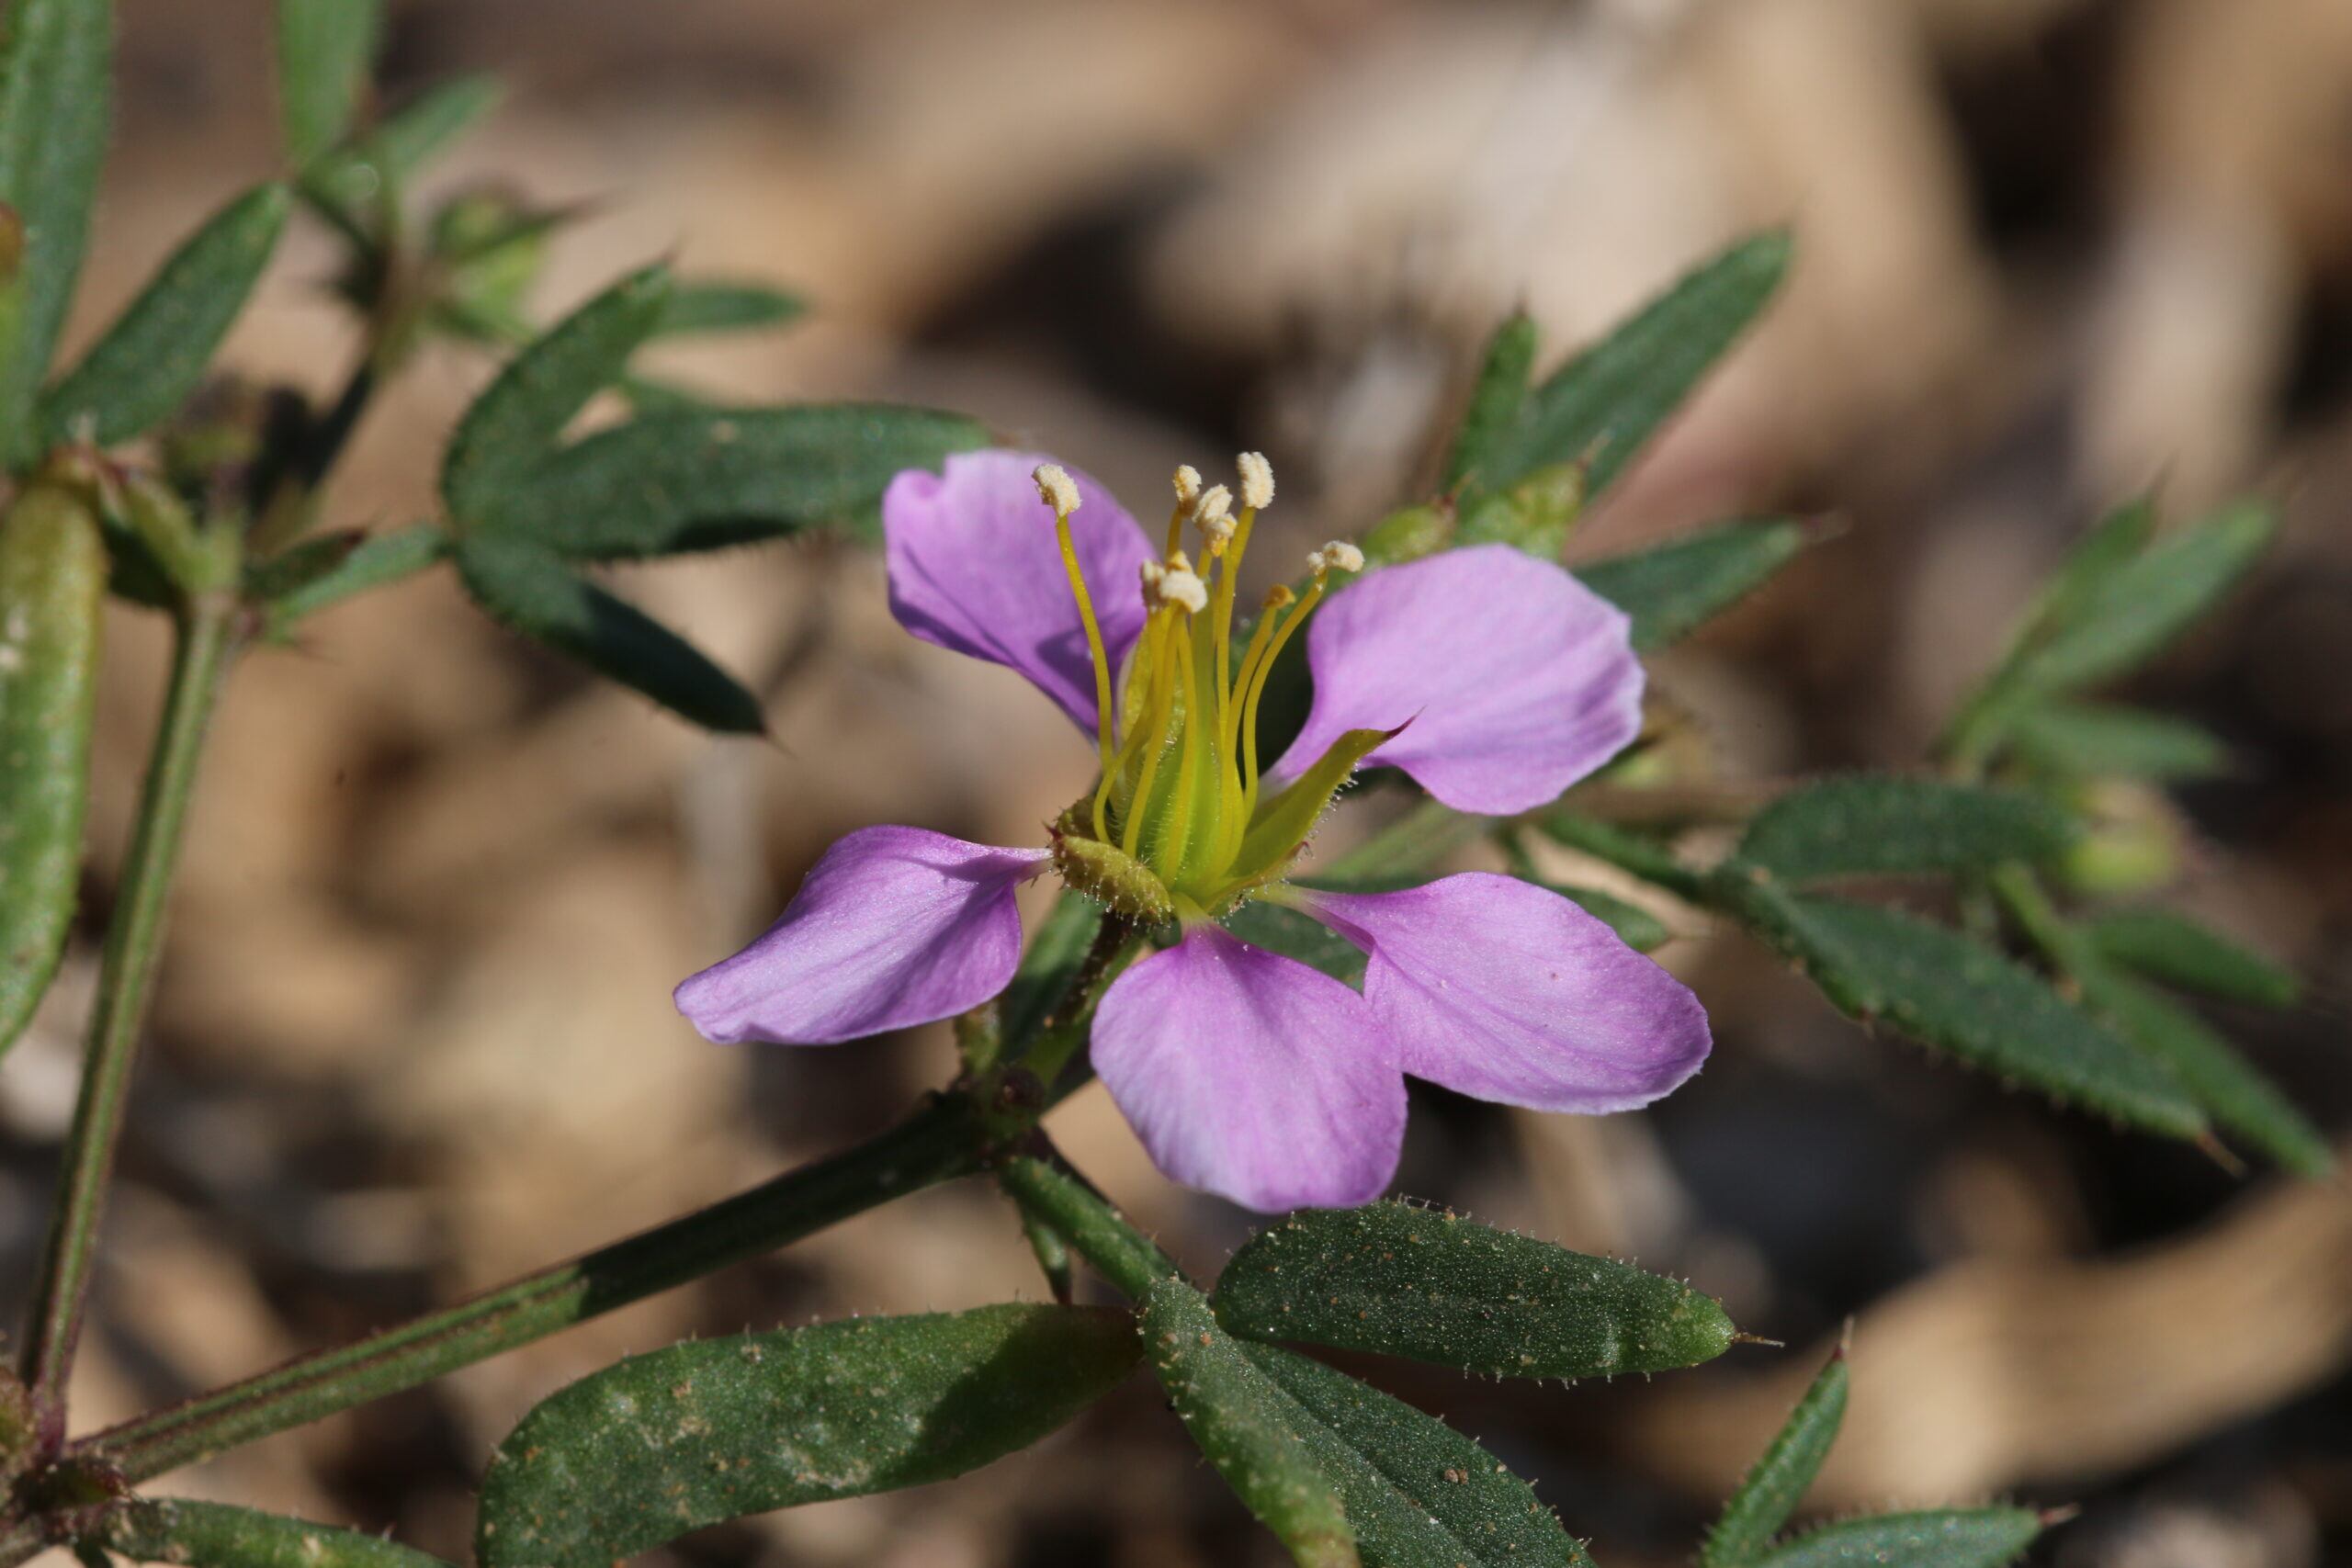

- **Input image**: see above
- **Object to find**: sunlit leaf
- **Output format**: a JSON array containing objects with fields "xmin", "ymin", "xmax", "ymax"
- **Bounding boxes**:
[
  {"xmin": 1214, "ymin": 1201, "xmax": 1736, "ymax": 1381},
  {"xmin": 476, "ymin": 1305, "xmax": 1138, "ymax": 1568}
]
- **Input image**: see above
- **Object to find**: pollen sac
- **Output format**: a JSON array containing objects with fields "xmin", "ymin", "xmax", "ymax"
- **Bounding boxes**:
[
  {"xmin": 1049, "ymin": 807, "xmax": 1175, "ymax": 922},
  {"xmin": 1237, "ymin": 451, "xmax": 1274, "ymax": 511},
  {"xmin": 1033, "ymin": 464, "xmax": 1081, "ymax": 515}
]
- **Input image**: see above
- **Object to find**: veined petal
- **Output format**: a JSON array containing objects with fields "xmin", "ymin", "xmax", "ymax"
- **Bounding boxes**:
[
  {"xmin": 675, "ymin": 826, "xmax": 1046, "ymax": 1045},
  {"xmin": 1092, "ymin": 926, "xmax": 1405, "ymax": 1213},
  {"xmin": 1269, "ymin": 545, "xmax": 1644, "ymax": 814},
  {"xmin": 1305, "ymin": 874, "xmax": 1708, "ymax": 1112},
  {"xmin": 884, "ymin": 449, "xmax": 1156, "ymax": 733}
]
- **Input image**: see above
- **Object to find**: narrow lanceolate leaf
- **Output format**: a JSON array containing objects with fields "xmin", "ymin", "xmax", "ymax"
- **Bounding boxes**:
[
  {"xmin": 1715, "ymin": 876, "xmax": 2207, "ymax": 1142},
  {"xmin": 1554, "ymin": 882, "xmax": 1672, "ymax": 952},
  {"xmin": 1753, "ymin": 1507, "xmax": 2042, "ymax": 1568},
  {"xmin": 1441, "ymin": 311, "xmax": 1536, "ymax": 495},
  {"xmin": 2086, "ymin": 908, "xmax": 2301, "ymax": 1008},
  {"xmin": 440, "ymin": 265, "xmax": 671, "ymax": 520},
  {"xmin": 654, "ymin": 280, "xmax": 806, "ymax": 337},
  {"xmin": 0, "ymin": 0, "xmax": 112, "ymax": 468},
  {"xmin": 0, "ymin": 485, "xmax": 102, "ymax": 1059},
  {"xmin": 1577, "ymin": 517, "xmax": 1807, "ymax": 650},
  {"xmin": 477, "ymin": 404, "xmax": 988, "ymax": 558},
  {"xmin": 40, "ymin": 182, "xmax": 291, "ymax": 446},
  {"xmin": 2078, "ymin": 964, "xmax": 2329, "ymax": 1177},
  {"xmin": 2007, "ymin": 701, "xmax": 2231, "ymax": 781},
  {"xmin": 1736, "ymin": 777, "xmax": 2075, "ymax": 885},
  {"xmin": 265, "ymin": 524, "xmax": 448, "ymax": 626},
  {"xmin": 1700, "ymin": 1345, "xmax": 1849, "ymax": 1568},
  {"xmin": 1213, "ymin": 1202, "xmax": 1736, "ymax": 1381},
  {"xmin": 274, "ymin": 0, "xmax": 381, "ymax": 166},
  {"xmin": 1223, "ymin": 898, "xmax": 1368, "ymax": 984},
  {"xmin": 477, "ymin": 1305, "xmax": 1138, "ymax": 1568},
  {"xmin": 1146, "ymin": 1278, "xmax": 1589, "ymax": 1568},
  {"xmin": 1483, "ymin": 231, "xmax": 1791, "ymax": 500},
  {"xmin": 101, "ymin": 1498, "xmax": 450, "ymax": 1567},
  {"xmin": 2008, "ymin": 502, "xmax": 2275, "ymax": 695},
  {"xmin": 454, "ymin": 533, "xmax": 763, "ymax": 733},
  {"xmin": 303, "ymin": 73, "xmax": 503, "ymax": 230}
]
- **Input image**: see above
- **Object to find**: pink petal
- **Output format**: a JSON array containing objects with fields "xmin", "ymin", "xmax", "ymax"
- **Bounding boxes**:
[
  {"xmin": 1092, "ymin": 926, "xmax": 1405, "ymax": 1212},
  {"xmin": 1269, "ymin": 545, "xmax": 1644, "ymax": 814},
  {"xmin": 884, "ymin": 449, "xmax": 1156, "ymax": 734},
  {"xmin": 1306, "ymin": 874, "xmax": 1709, "ymax": 1112},
  {"xmin": 674, "ymin": 826, "xmax": 1046, "ymax": 1044}
]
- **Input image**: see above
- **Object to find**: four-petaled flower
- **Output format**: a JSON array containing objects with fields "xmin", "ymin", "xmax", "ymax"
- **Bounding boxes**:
[{"xmin": 673, "ymin": 448, "xmax": 1709, "ymax": 1212}]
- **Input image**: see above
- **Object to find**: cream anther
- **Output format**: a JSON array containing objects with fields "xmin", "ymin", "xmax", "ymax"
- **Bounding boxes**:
[
  {"xmin": 1237, "ymin": 451, "xmax": 1274, "ymax": 511},
  {"xmin": 1033, "ymin": 464, "xmax": 1081, "ymax": 515}
]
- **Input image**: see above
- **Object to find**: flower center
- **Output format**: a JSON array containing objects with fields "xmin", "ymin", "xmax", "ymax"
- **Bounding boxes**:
[{"xmin": 1038, "ymin": 457, "xmax": 1376, "ymax": 921}]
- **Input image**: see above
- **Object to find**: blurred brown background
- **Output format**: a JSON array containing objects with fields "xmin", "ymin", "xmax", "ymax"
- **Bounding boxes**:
[{"xmin": 6, "ymin": 0, "xmax": 2352, "ymax": 1562}]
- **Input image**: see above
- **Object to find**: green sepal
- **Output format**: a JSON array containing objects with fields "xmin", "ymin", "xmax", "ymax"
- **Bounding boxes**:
[
  {"xmin": 1050, "ymin": 807, "xmax": 1175, "ymax": 923},
  {"xmin": 1227, "ymin": 726, "xmax": 1396, "ymax": 890}
]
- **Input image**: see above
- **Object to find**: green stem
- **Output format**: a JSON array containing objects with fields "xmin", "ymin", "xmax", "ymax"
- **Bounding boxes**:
[
  {"xmin": 18, "ymin": 594, "xmax": 238, "ymax": 1432},
  {"xmin": 995, "ymin": 1153, "xmax": 1179, "ymax": 1301},
  {"xmin": 71, "ymin": 1094, "xmax": 984, "ymax": 1485}
]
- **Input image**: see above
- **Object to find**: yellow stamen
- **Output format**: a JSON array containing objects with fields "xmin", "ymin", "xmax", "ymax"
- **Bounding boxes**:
[
  {"xmin": 1238, "ymin": 574, "xmax": 1328, "ymax": 822},
  {"xmin": 1052, "ymin": 514, "xmax": 1116, "ymax": 777},
  {"xmin": 1122, "ymin": 614, "xmax": 1183, "ymax": 860}
]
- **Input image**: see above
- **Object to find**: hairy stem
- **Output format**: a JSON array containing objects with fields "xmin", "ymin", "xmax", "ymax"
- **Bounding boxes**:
[
  {"xmin": 74, "ymin": 1095, "xmax": 986, "ymax": 1484},
  {"xmin": 17, "ymin": 595, "xmax": 238, "ymax": 1433},
  {"xmin": 996, "ymin": 1152, "xmax": 1179, "ymax": 1301}
]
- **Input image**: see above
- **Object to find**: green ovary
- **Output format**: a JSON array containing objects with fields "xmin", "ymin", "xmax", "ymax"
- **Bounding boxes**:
[{"xmin": 1037, "ymin": 459, "xmax": 1375, "ymax": 922}]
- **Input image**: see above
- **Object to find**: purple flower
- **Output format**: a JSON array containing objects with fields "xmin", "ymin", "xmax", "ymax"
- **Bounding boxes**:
[{"xmin": 675, "ymin": 449, "xmax": 1710, "ymax": 1212}]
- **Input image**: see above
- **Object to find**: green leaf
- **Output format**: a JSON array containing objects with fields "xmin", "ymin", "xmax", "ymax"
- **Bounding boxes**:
[
  {"xmin": 1223, "ymin": 898, "xmax": 1367, "ymax": 984},
  {"xmin": 1213, "ymin": 1201, "xmax": 1736, "ymax": 1381},
  {"xmin": 1145, "ymin": 1277, "xmax": 1589, "ymax": 1568},
  {"xmin": 275, "ymin": 0, "xmax": 379, "ymax": 167},
  {"xmin": 476, "ymin": 1304, "xmax": 1138, "ymax": 1568},
  {"xmin": 477, "ymin": 404, "xmax": 988, "ymax": 558},
  {"xmin": 264, "ymin": 524, "xmax": 448, "ymax": 626},
  {"xmin": 2086, "ymin": 908, "xmax": 2301, "ymax": 1008},
  {"xmin": 2023, "ymin": 495, "xmax": 2156, "ymax": 647},
  {"xmin": 100, "ymin": 1497, "xmax": 449, "ymax": 1566},
  {"xmin": 0, "ymin": 0, "xmax": 111, "ymax": 469},
  {"xmin": 1700, "ymin": 1345, "xmax": 1848, "ymax": 1568},
  {"xmin": 1483, "ymin": 231, "xmax": 1790, "ymax": 501},
  {"xmin": 2005, "ymin": 700, "xmax": 2231, "ymax": 781},
  {"xmin": 301, "ymin": 74, "xmax": 503, "ymax": 233},
  {"xmin": 453, "ymin": 532, "xmax": 763, "ymax": 733},
  {"xmin": 2008, "ymin": 501, "xmax": 2275, "ymax": 695},
  {"xmin": 40, "ymin": 182, "xmax": 290, "ymax": 446},
  {"xmin": 1736, "ymin": 777, "xmax": 2076, "ymax": 884},
  {"xmin": 1752, "ymin": 1507, "xmax": 2041, "ymax": 1568},
  {"xmin": 1578, "ymin": 517, "xmax": 1807, "ymax": 650},
  {"xmin": 2076, "ymin": 964, "xmax": 2329, "ymax": 1177},
  {"xmin": 1441, "ymin": 311, "xmax": 1536, "ymax": 495},
  {"xmin": 441, "ymin": 265, "xmax": 671, "ymax": 520},
  {"xmin": 0, "ymin": 484, "xmax": 103, "ymax": 1059},
  {"xmin": 655, "ymin": 279, "xmax": 806, "ymax": 337},
  {"xmin": 1715, "ymin": 878, "xmax": 2208, "ymax": 1141}
]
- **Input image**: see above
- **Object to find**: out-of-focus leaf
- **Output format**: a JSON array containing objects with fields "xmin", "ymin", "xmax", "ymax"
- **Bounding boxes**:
[
  {"xmin": 654, "ymin": 280, "xmax": 806, "ymax": 336},
  {"xmin": 1222, "ymin": 899, "xmax": 1366, "ymax": 984},
  {"xmin": 1577, "ymin": 517, "xmax": 1807, "ymax": 649},
  {"xmin": 2078, "ymin": 964, "xmax": 2329, "ymax": 1177},
  {"xmin": 2086, "ymin": 908, "xmax": 2301, "ymax": 1008},
  {"xmin": 1752, "ymin": 1508, "xmax": 2042, "ymax": 1568},
  {"xmin": 477, "ymin": 404, "xmax": 988, "ymax": 558},
  {"xmin": 0, "ymin": 0, "xmax": 111, "ymax": 468},
  {"xmin": 265, "ymin": 524, "xmax": 447, "ymax": 626},
  {"xmin": 1145, "ymin": 1277, "xmax": 1588, "ymax": 1568},
  {"xmin": 476, "ymin": 1304, "xmax": 1138, "ymax": 1568},
  {"xmin": 1213, "ymin": 1201, "xmax": 1736, "ymax": 1381},
  {"xmin": 302, "ymin": 74, "xmax": 503, "ymax": 231},
  {"xmin": 40, "ymin": 183, "xmax": 290, "ymax": 446},
  {"xmin": 100, "ymin": 1498, "xmax": 449, "ymax": 1566},
  {"xmin": 1700, "ymin": 1345, "xmax": 1848, "ymax": 1568},
  {"xmin": 1441, "ymin": 310, "xmax": 1536, "ymax": 496},
  {"xmin": 2008, "ymin": 502, "xmax": 2274, "ymax": 695},
  {"xmin": 1483, "ymin": 231, "xmax": 1790, "ymax": 500},
  {"xmin": 2006, "ymin": 701, "xmax": 2231, "ymax": 781},
  {"xmin": 1736, "ymin": 777, "xmax": 2075, "ymax": 884},
  {"xmin": 1714, "ymin": 877, "xmax": 2208, "ymax": 1142},
  {"xmin": 2020, "ymin": 495, "xmax": 2155, "ymax": 646},
  {"xmin": 440, "ymin": 265, "xmax": 670, "ymax": 519},
  {"xmin": 274, "ymin": 0, "xmax": 379, "ymax": 166},
  {"xmin": 453, "ymin": 532, "xmax": 763, "ymax": 733},
  {"xmin": 1552, "ymin": 881, "xmax": 1672, "ymax": 952},
  {"xmin": 0, "ymin": 484, "xmax": 102, "ymax": 1059},
  {"xmin": 998, "ymin": 892, "xmax": 1104, "ymax": 1047}
]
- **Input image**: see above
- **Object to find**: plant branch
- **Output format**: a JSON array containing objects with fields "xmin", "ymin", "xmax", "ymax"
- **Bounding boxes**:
[
  {"xmin": 17, "ymin": 593, "xmax": 239, "ymax": 1436},
  {"xmin": 995, "ymin": 1151, "xmax": 1179, "ymax": 1301},
  {"xmin": 73, "ymin": 1094, "xmax": 986, "ymax": 1484}
]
